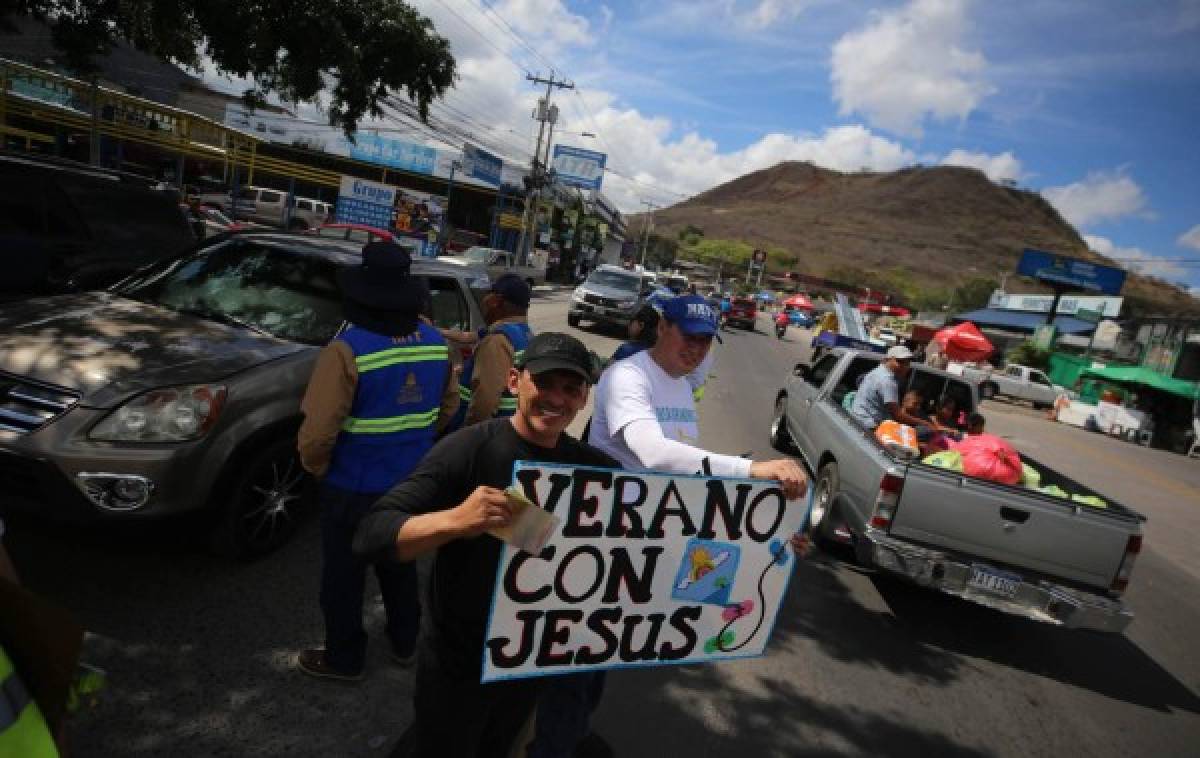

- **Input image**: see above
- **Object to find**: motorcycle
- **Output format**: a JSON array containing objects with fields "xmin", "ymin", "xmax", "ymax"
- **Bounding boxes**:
[{"xmin": 774, "ymin": 319, "xmax": 787, "ymax": 339}]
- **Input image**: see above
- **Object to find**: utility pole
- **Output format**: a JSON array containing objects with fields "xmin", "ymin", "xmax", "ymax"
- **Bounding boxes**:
[
  {"xmin": 638, "ymin": 200, "xmax": 660, "ymax": 268},
  {"xmin": 516, "ymin": 72, "xmax": 573, "ymax": 266}
]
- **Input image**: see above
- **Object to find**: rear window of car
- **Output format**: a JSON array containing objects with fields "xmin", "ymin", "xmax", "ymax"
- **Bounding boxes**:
[
  {"xmin": 260, "ymin": 191, "xmax": 283, "ymax": 204},
  {"xmin": 296, "ymin": 199, "xmax": 312, "ymax": 211}
]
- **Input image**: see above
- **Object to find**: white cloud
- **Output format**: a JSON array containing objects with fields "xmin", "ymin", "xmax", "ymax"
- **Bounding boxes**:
[
  {"xmin": 941, "ymin": 149, "xmax": 1023, "ymax": 182},
  {"xmin": 745, "ymin": 0, "xmax": 814, "ymax": 29},
  {"xmin": 1178, "ymin": 224, "xmax": 1200, "ymax": 251},
  {"xmin": 1085, "ymin": 234, "xmax": 1188, "ymax": 281},
  {"xmin": 1043, "ymin": 171, "xmax": 1149, "ymax": 228},
  {"xmin": 830, "ymin": 0, "xmax": 994, "ymax": 137}
]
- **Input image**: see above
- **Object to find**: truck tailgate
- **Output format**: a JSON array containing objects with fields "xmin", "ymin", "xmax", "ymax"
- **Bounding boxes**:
[{"xmin": 888, "ymin": 465, "xmax": 1133, "ymax": 590}]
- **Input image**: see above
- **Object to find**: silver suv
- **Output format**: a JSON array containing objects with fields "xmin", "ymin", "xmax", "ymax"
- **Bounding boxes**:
[
  {"xmin": 0, "ymin": 232, "xmax": 484, "ymax": 558},
  {"xmin": 567, "ymin": 265, "xmax": 649, "ymax": 330}
]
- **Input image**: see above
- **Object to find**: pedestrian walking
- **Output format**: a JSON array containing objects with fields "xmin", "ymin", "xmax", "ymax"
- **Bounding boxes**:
[
  {"xmin": 353, "ymin": 332, "xmax": 616, "ymax": 758},
  {"xmin": 295, "ymin": 241, "xmax": 459, "ymax": 681},
  {"xmin": 525, "ymin": 295, "xmax": 807, "ymax": 758},
  {"xmin": 447, "ymin": 273, "xmax": 534, "ymax": 430}
]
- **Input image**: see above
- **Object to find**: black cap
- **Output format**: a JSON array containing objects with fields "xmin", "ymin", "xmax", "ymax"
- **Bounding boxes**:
[
  {"xmin": 337, "ymin": 241, "xmax": 427, "ymax": 311},
  {"xmin": 516, "ymin": 332, "xmax": 594, "ymax": 383},
  {"xmin": 490, "ymin": 272, "xmax": 532, "ymax": 309}
]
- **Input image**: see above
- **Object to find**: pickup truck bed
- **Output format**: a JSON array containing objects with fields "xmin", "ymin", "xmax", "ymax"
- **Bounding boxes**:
[{"xmin": 773, "ymin": 348, "xmax": 1144, "ymax": 633}]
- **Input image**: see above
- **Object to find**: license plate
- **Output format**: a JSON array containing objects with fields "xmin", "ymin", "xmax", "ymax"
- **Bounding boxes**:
[{"xmin": 967, "ymin": 565, "xmax": 1020, "ymax": 597}]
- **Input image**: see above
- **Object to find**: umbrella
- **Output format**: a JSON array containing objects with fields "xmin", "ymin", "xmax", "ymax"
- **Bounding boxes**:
[
  {"xmin": 933, "ymin": 321, "xmax": 995, "ymax": 362},
  {"xmin": 783, "ymin": 294, "xmax": 814, "ymax": 310}
]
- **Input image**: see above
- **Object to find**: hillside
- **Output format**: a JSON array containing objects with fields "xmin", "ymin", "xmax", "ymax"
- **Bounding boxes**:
[{"xmin": 637, "ymin": 162, "xmax": 1197, "ymax": 315}]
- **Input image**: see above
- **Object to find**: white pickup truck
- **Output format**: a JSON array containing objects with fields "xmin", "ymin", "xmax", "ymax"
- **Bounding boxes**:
[
  {"xmin": 448, "ymin": 246, "xmax": 547, "ymax": 288},
  {"xmin": 958, "ymin": 363, "xmax": 1064, "ymax": 409},
  {"xmin": 770, "ymin": 348, "xmax": 1145, "ymax": 632}
]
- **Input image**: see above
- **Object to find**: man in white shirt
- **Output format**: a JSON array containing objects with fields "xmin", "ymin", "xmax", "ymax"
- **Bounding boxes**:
[{"xmin": 590, "ymin": 294, "xmax": 808, "ymax": 490}]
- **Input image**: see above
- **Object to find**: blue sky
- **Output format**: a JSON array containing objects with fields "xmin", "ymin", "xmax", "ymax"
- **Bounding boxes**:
[{"xmin": 210, "ymin": 0, "xmax": 1200, "ymax": 290}]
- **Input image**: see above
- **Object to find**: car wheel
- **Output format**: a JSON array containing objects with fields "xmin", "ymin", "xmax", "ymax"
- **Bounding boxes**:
[
  {"xmin": 979, "ymin": 382, "xmax": 998, "ymax": 400},
  {"xmin": 211, "ymin": 438, "xmax": 313, "ymax": 559},
  {"xmin": 809, "ymin": 462, "xmax": 840, "ymax": 544},
  {"xmin": 568, "ymin": 312, "xmax": 582, "ymax": 328},
  {"xmin": 769, "ymin": 395, "xmax": 797, "ymax": 454}
]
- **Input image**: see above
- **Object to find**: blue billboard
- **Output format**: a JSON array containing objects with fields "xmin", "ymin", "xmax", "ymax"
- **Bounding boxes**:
[
  {"xmin": 463, "ymin": 143, "xmax": 503, "ymax": 187},
  {"xmin": 552, "ymin": 145, "xmax": 607, "ymax": 191},
  {"xmin": 1016, "ymin": 248, "xmax": 1127, "ymax": 295},
  {"xmin": 349, "ymin": 134, "xmax": 438, "ymax": 175}
]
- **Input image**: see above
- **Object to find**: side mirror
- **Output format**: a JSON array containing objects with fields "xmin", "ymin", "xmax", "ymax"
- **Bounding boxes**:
[{"xmin": 792, "ymin": 363, "xmax": 809, "ymax": 379}]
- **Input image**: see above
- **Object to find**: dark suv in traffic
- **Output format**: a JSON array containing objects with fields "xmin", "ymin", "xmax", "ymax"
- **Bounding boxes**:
[{"xmin": 0, "ymin": 232, "xmax": 486, "ymax": 557}]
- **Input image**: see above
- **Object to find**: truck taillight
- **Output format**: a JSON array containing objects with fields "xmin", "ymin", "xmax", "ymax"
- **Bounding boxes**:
[
  {"xmin": 870, "ymin": 471, "xmax": 905, "ymax": 529},
  {"xmin": 1112, "ymin": 534, "xmax": 1142, "ymax": 594}
]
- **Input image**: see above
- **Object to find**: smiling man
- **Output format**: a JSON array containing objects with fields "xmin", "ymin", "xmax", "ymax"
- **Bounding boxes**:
[{"xmin": 352, "ymin": 332, "xmax": 616, "ymax": 758}]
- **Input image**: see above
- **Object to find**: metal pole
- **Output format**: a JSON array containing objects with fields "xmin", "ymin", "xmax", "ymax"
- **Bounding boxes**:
[{"xmin": 89, "ymin": 78, "xmax": 101, "ymax": 166}]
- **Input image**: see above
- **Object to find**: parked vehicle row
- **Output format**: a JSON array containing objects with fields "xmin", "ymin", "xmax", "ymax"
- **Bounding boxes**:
[{"xmin": 196, "ymin": 185, "xmax": 332, "ymax": 230}]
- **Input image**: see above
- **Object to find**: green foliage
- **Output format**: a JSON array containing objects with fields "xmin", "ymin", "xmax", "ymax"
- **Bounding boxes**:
[
  {"xmin": 1006, "ymin": 342, "xmax": 1051, "ymax": 370},
  {"xmin": 952, "ymin": 277, "xmax": 998, "ymax": 311},
  {"xmin": 4, "ymin": 0, "xmax": 457, "ymax": 135},
  {"xmin": 677, "ymin": 224, "xmax": 705, "ymax": 246}
]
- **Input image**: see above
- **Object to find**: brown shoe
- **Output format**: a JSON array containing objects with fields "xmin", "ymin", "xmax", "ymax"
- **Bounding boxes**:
[{"xmin": 296, "ymin": 649, "xmax": 363, "ymax": 681}]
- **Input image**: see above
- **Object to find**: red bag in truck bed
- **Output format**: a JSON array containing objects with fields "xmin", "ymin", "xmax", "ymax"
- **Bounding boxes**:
[{"xmin": 956, "ymin": 434, "xmax": 1022, "ymax": 485}]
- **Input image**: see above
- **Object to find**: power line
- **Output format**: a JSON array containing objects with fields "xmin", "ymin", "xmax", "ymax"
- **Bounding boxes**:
[{"xmin": 428, "ymin": 0, "xmax": 531, "ymax": 75}]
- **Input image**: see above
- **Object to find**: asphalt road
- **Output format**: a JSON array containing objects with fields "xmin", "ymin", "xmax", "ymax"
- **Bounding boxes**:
[{"xmin": 8, "ymin": 291, "xmax": 1200, "ymax": 757}]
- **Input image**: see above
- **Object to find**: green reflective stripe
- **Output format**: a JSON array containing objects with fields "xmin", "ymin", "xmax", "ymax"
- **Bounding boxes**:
[
  {"xmin": 458, "ymin": 386, "xmax": 473, "ymax": 400},
  {"xmin": 356, "ymin": 346, "xmax": 449, "ymax": 373},
  {"xmin": 513, "ymin": 350, "xmax": 525, "ymax": 363},
  {"xmin": 497, "ymin": 396, "xmax": 518, "ymax": 411},
  {"xmin": 342, "ymin": 408, "xmax": 439, "ymax": 433}
]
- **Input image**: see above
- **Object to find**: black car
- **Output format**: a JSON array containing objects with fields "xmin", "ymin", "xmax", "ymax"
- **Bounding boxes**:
[{"xmin": 0, "ymin": 154, "xmax": 196, "ymax": 298}]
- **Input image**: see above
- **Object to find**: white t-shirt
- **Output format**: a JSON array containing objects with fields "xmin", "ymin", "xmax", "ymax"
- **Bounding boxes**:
[{"xmin": 589, "ymin": 349, "xmax": 750, "ymax": 478}]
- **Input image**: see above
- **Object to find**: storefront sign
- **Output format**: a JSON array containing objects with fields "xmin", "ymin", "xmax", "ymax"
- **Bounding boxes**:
[
  {"xmin": 1017, "ymin": 249, "xmax": 1127, "ymax": 296},
  {"xmin": 463, "ymin": 143, "xmax": 503, "ymax": 187},
  {"xmin": 552, "ymin": 145, "xmax": 607, "ymax": 191},
  {"xmin": 481, "ymin": 463, "xmax": 811, "ymax": 682},
  {"xmin": 335, "ymin": 176, "xmax": 395, "ymax": 228}
]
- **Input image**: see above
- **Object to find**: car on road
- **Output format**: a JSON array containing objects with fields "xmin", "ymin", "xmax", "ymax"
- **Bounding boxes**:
[
  {"xmin": 0, "ymin": 231, "xmax": 485, "ymax": 558},
  {"xmin": 198, "ymin": 186, "xmax": 331, "ymax": 230},
  {"xmin": 309, "ymin": 222, "xmax": 395, "ymax": 244},
  {"xmin": 960, "ymin": 363, "xmax": 1064, "ymax": 409},
  {"xmin": 726, "ymin": 296, "xmax": 758, "ymax": 329},
  {"xmin": 770, "ymin": 348, "xmax": 1145, "ymax": 633},
  {"xmin": 568, "ymin": 264, "xmax": 648, "ymax": 330},
  {"xmin": 445, "ymin": 245, "xmax": 548, "ymax": 287}
]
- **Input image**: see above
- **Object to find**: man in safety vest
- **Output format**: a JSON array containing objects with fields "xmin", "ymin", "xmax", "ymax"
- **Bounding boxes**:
[
  {"xmin": 296, "ymin": 241, "xmax": 460, "ymax": 681},
  {"xmin": 447, "ymin": 272, "xmax": 533, "ymax": 430},
  {"xmin": 1, "ymin": 520, "xmax": 60, "ymax": 756}
]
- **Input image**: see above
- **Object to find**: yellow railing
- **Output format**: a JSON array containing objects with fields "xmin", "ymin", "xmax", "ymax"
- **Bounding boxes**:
[{"xmin": 0, "ymin": 57, "xmax": 340, "ymax": 188}]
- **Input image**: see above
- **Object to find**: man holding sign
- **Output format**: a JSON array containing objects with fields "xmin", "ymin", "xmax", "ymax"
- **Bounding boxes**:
[{"xmin": 354, "ymin": 332, "xmax": 615, "ymax": 758}]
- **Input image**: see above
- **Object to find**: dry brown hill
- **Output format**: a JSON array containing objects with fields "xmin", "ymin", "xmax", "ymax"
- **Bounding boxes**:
[{"xmin": 639, "ymin": 161, "xmax": 1197, "ymax": 315}]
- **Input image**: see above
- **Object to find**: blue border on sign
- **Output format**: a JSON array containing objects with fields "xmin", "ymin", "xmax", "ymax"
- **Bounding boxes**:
[{"xmin": 479, "ymin": 460, "xmax": 812, "ymax": 682}]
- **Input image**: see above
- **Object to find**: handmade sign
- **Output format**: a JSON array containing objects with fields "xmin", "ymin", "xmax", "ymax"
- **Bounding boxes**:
[{"xmin": 481, "ymin": 462, "xmax": 811, "ymax": 682}]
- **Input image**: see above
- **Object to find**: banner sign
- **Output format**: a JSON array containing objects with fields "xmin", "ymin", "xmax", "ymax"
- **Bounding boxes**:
[
  {"xmin": 481, "ymin": 463, "xmax": 811, "ymax": 683},
  {"xmin": 463, "ymin": 143, "xmax": 503, "ymax": 187},
  {"xmin": 335, "ymin": 176, "xmax": 395, "ymax": 228},
  {"xmin": 552, "ymin": 145, "xmax": 607, "ymax": 191},
  {"xmin": 350, "ymin": 133, "xmax": 438, "ymax": 175},
  {"xmin": 1017, "ymin": 249, "xmax": 1127, "ymax": 296},
  {"xmin": 986, "ymin": 291, "xmax": 1123, "ymax": 318}
]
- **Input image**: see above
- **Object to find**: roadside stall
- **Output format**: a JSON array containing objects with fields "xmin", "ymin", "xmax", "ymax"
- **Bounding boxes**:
[
  {"xmin": 932, "ymin": 321, "xmax": 995, "ymax": 363},
  {"xmin": 1060, "ymin": 365, "xmax": 1200, "ymax": 452}
]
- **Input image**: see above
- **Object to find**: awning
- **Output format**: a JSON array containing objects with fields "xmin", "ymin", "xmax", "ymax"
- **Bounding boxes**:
[
  {"xmin": 953, "ymin": 308, "xmax": 1096, "ymax": 335},
  {"xmin": 933, "ymin": 321, "xmax": 995, "ymax": 362},
  {"xmin": 1080, "ymin": 365, "xmax": 1200, "ymax": 400}
]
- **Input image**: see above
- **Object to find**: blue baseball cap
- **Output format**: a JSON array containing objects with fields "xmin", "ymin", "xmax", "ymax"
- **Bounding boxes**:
[{"xmin": 661, "ymin": 294, "xmax": 721, "ymax": 341}]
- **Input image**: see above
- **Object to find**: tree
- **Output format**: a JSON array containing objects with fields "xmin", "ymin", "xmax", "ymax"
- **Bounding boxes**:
[
  {"xmin": 951, "ymin": 277, "xmax": 998, "ymax": 311},
  {"xmin": 2, "ymin": 0, "xmax": 457, "ymax": 135}
]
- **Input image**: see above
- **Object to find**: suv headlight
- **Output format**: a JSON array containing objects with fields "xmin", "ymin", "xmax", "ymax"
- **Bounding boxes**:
[{"xmin": 91, "ymin": 384, "xmax": 227, "ymax": 442}]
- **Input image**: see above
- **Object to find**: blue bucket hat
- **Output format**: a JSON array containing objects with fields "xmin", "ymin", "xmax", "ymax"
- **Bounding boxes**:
[{"xmin": 661, "ymin": 294, "xmax": 722, "ymax": 341}]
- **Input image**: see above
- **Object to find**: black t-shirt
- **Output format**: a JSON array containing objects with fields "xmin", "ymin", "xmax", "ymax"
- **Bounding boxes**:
[{"xmin": 354, "ymin": 418, "xmax": 618, "ymax": 680}]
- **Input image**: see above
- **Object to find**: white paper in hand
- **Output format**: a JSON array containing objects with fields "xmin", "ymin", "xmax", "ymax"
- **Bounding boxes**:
[{"xmin": 488, "ymin": 488, "xmax": 560, "ymax": 556}]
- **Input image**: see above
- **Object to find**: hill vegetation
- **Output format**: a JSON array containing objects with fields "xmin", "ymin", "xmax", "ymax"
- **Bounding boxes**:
[{"xmin": 632, "ymin": 162, "xmax": 1198, "ymax": 317}]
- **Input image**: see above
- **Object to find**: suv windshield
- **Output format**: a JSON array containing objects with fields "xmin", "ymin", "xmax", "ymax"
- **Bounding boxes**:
[
  {"xmin": 115, "ymin": 239, "xmax": 345, "ymax": 345},
  {"xmin": 587, "ymin": 270, "xmax": 640, "ymax": 292}
]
